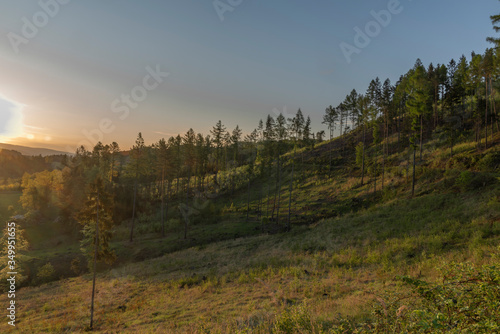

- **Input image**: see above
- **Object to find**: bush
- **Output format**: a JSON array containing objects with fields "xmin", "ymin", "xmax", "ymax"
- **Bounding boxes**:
[
  {"xmin": 455, "ymin": 170, "xmax": 473, "ymax": 192},
  {"xmin": 420, "ymin": 167, "xmax": 442, "ymax": 182},
  {"xmin": 273, "ymin": 302, "xmax": 314, "ymax": 334},
  {"xmin": 447, "ymin": 153, "xmax": 475, "ymax": 170},
  {"xmin": 400, "ymin": 262, "xmax": 500, "ymax": 332},
  {"xmin": 469, "ymin": 172, "xmax": 498, "ymax": 190},
  {"xmin": 368, "ymin": 255, "xmax": 500, "ymax": 333},
  {"xmin": 70, "ymin": 257, "xmax": 84, "ymax": 275},
  {"xmin": 35, "ymin": 263, "xmax": 55, "ymax": 284},
  {"xmin": 478, "ymin": 152, "xmax": 500, "ymax": 172}
]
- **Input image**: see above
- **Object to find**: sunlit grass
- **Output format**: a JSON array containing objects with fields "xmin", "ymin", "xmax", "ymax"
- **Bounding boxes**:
[{"xmin": 1, "ymin": 176, "xmax": 498, "ymax": 332}]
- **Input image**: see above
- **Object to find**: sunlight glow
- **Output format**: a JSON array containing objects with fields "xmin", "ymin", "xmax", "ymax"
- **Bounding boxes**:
[{"xmin": 0, "ymin": 95, "xmax": 25, "ymax": 142}]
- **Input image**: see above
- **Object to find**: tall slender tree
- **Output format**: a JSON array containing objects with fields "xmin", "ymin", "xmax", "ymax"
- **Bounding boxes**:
[
  {"xmin": 407, "ymin": 60, "xmax": 431, "ymax": 161},
  {"xmin": 322, "ymin": 105, "xmax": 338, "ymax": 177},
  {"xmin": 127, "ymin": 133, "xmax": 145, "ymax": 242},
  {"xmin": 357, "ymin": 94, "xmax": 372, "ymax": 185},
  {"xmin": 210, "ymin": 120, "xmax": 226, "ymax": 172},
  {"xmin": 77, "ymin": 177, "xmax": 114, "ymax": 330}
]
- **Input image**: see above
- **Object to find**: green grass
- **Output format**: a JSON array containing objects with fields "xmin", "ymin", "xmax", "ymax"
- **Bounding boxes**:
[
  {"xmin": 1, "ymin": 180, "xmax": 498, "ymax": 333},
  {"xmin": 1, "ymin": 133, "xmax": 499, "ymax": 333}
]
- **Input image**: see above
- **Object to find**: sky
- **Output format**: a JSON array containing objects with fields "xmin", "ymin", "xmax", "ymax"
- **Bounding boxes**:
[{"xmin": 0, "ymin": 0, "xmax": 498, "ymax": 153}]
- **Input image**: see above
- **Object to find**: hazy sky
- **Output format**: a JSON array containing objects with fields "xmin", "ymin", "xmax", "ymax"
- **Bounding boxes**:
[{"xmin": 0, "ymin": 0, "xmax": 498, "ymax": 152}]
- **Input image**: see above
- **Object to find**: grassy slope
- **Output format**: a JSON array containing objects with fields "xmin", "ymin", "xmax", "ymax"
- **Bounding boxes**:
[{"xmin": 1, "ymin": 134, "xmax": 499, "ymax": 333}]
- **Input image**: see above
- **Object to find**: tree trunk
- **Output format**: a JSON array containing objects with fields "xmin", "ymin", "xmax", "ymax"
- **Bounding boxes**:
[
  {"xmin": 411, "ymin": 147, "xmax": 416, "ymax": 197},
  {"xmin": 397, "ymin": 106, "xmax": 401, "ymax": 152},
  {"xmin": 129, "ymin": 178, "xmax": 137, "ymax": 242},
  {"xmin": 161, "ymin": 167, "xmax": 165, "ymax": 238},
  {"xmin": 420, "ymin": 115, "xmax": 423, "ymax": 161},
  {"xmin": 450, "ymin": 136, "xmax": 453, "ymax": 158},
  {"xmin": 266, "ymin": 173, "xmax": 271, "ymax": 220},
  {"xmin": 434, "ymin": 84, "xmax": 438, "ymax": 129},
  {"xmin": 328, "ymin": 130, "xmax": 333, "ymax": 178},
  {"xmin": 246, "ymin": 177, "xmax": 251, "ymax": 222},
  {"xmin": 276, "ymin": 157, "xmax": 282, "ymax": 225},
  {"xmin": 361, "ymin": 125, "xmax": 366, "ymax": 186},
  {"xmin": 90, "ymin": 190, "xmax": 99, "ymax": 330},
  {"xmin": 490, "ymin": 77, "xmax": 497, "ymax": 139},
  {"xmin": 176, "ymin": 176, "xmax": 180, "ymax": 197},
  {"xmin": 185, "ymin": 171, "xmax": 190, "ymax": 240},
  {"xmin": 382, "ymin": 140, "xmax": 385, "ymax": 190},
  {"xmin": 406, "ymin": 139, "xmax": 411, "ymax": 184},
  {"xmin": 492, "ymin": 77, "xmax": 500, "ymax": 134},
  {"xmin": 287, "ymin": 148, "xmax": 296, "ymax": 231},
  {"xmin": 485, "ymin": 77, "xmax": 489, "ymax": 149},
  {"xmin": 166, "ymin": 179, "xmax": 170, "ymax": 236}
]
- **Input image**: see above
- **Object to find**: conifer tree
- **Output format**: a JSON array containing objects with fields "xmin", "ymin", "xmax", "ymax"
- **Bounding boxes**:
[
  {"xmin": 210, "ymin": 120, "xmax": 226, "ymax": 171},
  {"xmin": 77, "ymin": 177, "xmax": 114, "ymax": 330},
  {"xmin": 127, "ymin": 133, "xmax": 145, "ymax": 242},
  {"xmin": 322, "ymin": 105, "xmax": 338, "ymax": 177}
]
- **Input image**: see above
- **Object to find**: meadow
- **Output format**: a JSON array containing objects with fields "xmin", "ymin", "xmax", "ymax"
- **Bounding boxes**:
[{"xmin": 0, "ymin": 132, "xmax": 499, "ymax": 333}]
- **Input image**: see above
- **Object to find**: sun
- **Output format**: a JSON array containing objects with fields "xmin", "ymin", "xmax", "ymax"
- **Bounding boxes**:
[{"xmin": 0, "ymin": 95, "xmax": 25, "ymax": 142}]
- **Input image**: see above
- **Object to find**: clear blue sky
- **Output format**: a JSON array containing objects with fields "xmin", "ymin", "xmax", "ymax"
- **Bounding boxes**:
[{"xmin": 0, "ymin": 0, "xmax": 498, "ymax": 152}]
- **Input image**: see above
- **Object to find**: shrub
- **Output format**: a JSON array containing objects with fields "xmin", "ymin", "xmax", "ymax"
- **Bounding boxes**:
[
  {"xmin": 369, "ymin": 256, "xmax": 500, "ymax": 333},
  {"xmin": 455, "ymin": 170, "xmax": 473, "ymax": 192},
  {"xmin": 36, "ymin": 263, "xmax": 55, "ymax": 284},
  {"xmin": 420, "ymin": 167, "xmax": 442, "ymax": 182},
  {"xmin": 70, "ymin": 257, "xmax": 83, "ymax": 275},
  {"xmin": 273, "ymin": 302, "xmax": 314, "ymax": 334},
  {"xmin": 469, "ymin": 172, "xmax": 498, "ymax": 190},
  {"xmin": 478, "ymin": 152, "xmax": 500, "ymax": 172}
]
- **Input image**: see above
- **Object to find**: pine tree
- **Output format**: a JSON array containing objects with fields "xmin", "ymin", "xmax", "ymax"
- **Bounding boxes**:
[
  {"xmin": 77, "ymin": 177, "xmax": 115, "ymax": 330},
  {"xmin": 127, "ymin": 133, "xmax": 146, "ymax": 242},
  {"xmin": 482, "ymin": 49, "xmax": 495, "ymax": 148},
  {"xmin": 303, "ymin": 116, "xmax": 312, "ymax": 149},
  {"xmin": 357, "ymin": 94, "xmax": 372, "ymax": 186},
  {"xmin": 406, "ymin": 61, "xmax": 430, "ymax": 196},
  {"xmin": 322, "ymin": 105, "xmax": 338, "ymax": 177},
  {"xmin": 210, "ymin": 120, "xmax": 226, "ymax": 171},
  {"xmin": 231, "ymin": 125, "xmax": 242, "ymax": 165},
  {"xmin": 155, "ymin": 138, "xmax": 171, "ymax": 238},
  {"xmin": 487, "ymin": 5, "xmax": 500, "ymax": 47},
  {"xmin": 406, "ymin": 60, "xmax": 431, "ymax": 161},
  {"xmin": 291, "ymin": 109, "xmax": 305, "ymax": 141}
]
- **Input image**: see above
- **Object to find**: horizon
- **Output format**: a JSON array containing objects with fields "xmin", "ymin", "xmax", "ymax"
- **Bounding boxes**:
[{"xmin": 0, "ymin": 0, "xmax": 498, "ymax": 153}]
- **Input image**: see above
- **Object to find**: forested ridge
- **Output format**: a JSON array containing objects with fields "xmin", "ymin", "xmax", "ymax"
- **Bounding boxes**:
[
  {"xmin": 15, "ymin": 45, "xmax": 500, "ymax": 237},
  {"xmin": 0, "ymin": 7, "xmax": 500, "ymax": 334}
]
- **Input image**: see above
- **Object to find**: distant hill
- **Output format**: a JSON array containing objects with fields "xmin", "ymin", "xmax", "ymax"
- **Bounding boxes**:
[{"xmin": 0, "ymin": 143, "xmax": 71, "ymax": 157}]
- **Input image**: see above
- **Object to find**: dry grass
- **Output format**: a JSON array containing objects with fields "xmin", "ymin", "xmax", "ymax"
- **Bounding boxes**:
[
  {"xmin": 2, "ymin": 183, "xmax": 498, "ymax": 333},
  {"xmin": 1, "ymin": 133, "xmax": 498, "ymax": 333}
]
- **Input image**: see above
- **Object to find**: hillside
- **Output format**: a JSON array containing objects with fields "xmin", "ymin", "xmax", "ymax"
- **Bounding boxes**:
[
  {"xmin": 0, "ymin": 143, "xmax": 71, "ymax": 157},
  {"xmin": 1, "ymin": 129, "xmax": 499, "ymax": 333}
]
